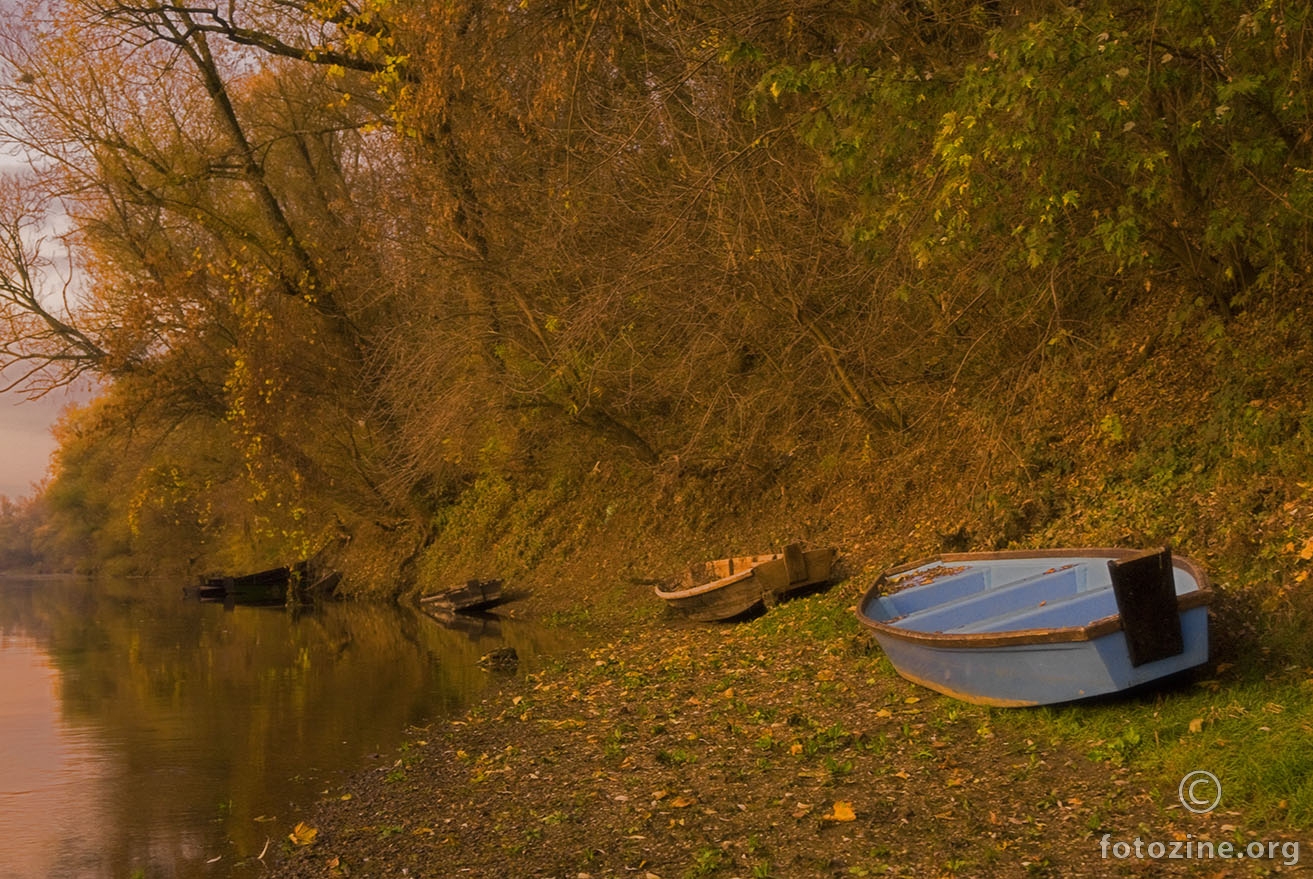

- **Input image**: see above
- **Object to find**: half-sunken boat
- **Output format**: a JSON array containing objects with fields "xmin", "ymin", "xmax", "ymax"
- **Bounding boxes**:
[
  {"xmin": 419, "ymin": 578, "xmax": 505, "ymax": 612},
  {"xmin": 183, "ymin": 566, "xmax": 292, "ymax": 605},
  {"xmin": 856, "ymin": 547, "xmax": 1211, "ymax": 706},
  {"xmin": 655, "ymin": 544, "xmax": 837, "ymax": 622}
]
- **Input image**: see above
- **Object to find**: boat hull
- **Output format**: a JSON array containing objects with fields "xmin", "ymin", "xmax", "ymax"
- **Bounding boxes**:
[
  {"xmin": 857, "ymin": 548, "xmax": 1211, "ymax": 707},
  {"xmin": 655, "ymin": 547, "xmax": 836, "ymax": 622},
  {"xmin": 419, "ymin": 579, "xmax": 504, "ymax": 612}
]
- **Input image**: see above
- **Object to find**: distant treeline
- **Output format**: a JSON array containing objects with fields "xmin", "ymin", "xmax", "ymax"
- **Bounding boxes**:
[{"xmin": 0, "ymin": 1, "xmax": 1308, "ymax": 585}]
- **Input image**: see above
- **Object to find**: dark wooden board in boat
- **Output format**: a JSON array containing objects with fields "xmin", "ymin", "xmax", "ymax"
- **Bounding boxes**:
[{"xmin": 1109, "ymin": 546, "xmax": 1185, "ymax": 667}]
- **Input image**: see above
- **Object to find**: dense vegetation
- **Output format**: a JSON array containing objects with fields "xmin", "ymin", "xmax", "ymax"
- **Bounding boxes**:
[{"xmin": 1, "ymin": 1, "xmax": 1311, "ymax": 649}]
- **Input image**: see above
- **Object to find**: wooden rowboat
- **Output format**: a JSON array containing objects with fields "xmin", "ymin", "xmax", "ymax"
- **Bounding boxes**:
[
  {"xmin": 856, "ymin": 547, "xmax": 1211, "ymax": 707},
  {"xmin": 419, "ymin": 579, "xmax": 504, "ymax": 612},
  {"xmin": 183, "ymin": 566, "xmax": 291, "ymax": 604},
  {"xmin": 655, "ymin": 544, "xmax": 836, "ymax": 622}
]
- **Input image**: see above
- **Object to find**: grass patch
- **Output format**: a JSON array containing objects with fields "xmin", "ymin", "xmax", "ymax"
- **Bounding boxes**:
[{"xmin": 998, "ymin": 664, "xmax": 1313, "ymax": 830}]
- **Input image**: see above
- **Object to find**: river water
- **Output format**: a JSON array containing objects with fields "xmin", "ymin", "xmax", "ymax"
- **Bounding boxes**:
[{"xmin": 0, "ymin": 575, "xmax": 573, "ymax": 878}]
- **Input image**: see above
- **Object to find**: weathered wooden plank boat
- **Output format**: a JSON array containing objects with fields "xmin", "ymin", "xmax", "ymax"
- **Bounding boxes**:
[
  {"xmin": 654, "ymin": 544, "xmax": 837, "ymax": 622},
  {"xmin": 419, "ymin": 579, "xmax": 504, "ymax": 612},
  {"xmin": 184, "ymin": 566, "xmax": 291, "ymax": 604},
  {"xmin": 856, "ymin": 547, "xmax": 1211, "ymax": 707}
]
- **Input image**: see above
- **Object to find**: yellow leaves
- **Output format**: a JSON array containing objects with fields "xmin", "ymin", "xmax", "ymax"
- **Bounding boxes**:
[
  {"xmin": 1299, "ymin": 536, "xmax": 1313, "ymax": 560},
  {"xmin": 539, "ymin": 718, "xmax": 586, "ymax": 730},
  {"xmin": 288, "ymin": 821, "xmax": 318, "ymax": 846},
  {"xmin": 669, "ymin": 795, "xmax": 697, "ymax": 808},
  {"xmin": 817, "ymin": 801, "xmax": 857, "ymax": 822},
  {"xmin": 1188, "ymin": 717, "xmax": 1204, "ymax": 734}
]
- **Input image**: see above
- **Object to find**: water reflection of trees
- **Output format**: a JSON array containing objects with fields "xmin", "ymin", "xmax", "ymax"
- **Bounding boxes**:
[{"xmin": 0, "ymin": 576, "xmax": 576, "ymax": 877}]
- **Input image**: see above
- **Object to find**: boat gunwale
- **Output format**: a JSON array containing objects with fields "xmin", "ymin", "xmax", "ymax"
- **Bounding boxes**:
[
  {"xmin": 857, "ymin": 547, "xmax": 1212, "ymax": 650},
  {"xmin": 653, "ymin": 566, "xmax": 761, "ymax": 601}
]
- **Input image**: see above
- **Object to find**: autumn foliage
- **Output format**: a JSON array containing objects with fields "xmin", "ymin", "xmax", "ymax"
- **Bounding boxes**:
[{"xmin": 1, "ymin": 1, "xmax": 1311, "ymax": 592}]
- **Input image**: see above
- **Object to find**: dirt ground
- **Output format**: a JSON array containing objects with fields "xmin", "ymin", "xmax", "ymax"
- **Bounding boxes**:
[{"xmin": 269, "ymin": 577, "xmax": 1301, "ymax": 879}]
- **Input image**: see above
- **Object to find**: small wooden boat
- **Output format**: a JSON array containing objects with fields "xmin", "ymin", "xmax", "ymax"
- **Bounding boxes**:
[
  {"xmin": 419, "ymin": 579, "xmax": 504, "ymax": 612},
  {"xmin": 184, "ymin": 566, "xmax": 291, "ymax": 604},
  {"xmin": 654, "ymin": 544, "xmax": 837, "ymax": 622},
  {"xmin": 856, "ymin": 547, "xmax": 1211, "ymax": 707}
]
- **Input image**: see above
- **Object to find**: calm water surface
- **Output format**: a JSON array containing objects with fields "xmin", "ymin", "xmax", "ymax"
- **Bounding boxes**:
[{"xmin": 0, "ymin": 575, "xmax": 574, "ymax": 878}]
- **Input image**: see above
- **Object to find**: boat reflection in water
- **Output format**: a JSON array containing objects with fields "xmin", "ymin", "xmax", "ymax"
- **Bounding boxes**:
[{"xmin": 0, "ymin": 575, "xmax": 574, "ymax": 878}]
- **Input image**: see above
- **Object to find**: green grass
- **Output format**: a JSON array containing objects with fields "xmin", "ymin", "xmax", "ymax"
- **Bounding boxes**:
[{"xmin": 1001, "ymin": 664, "xmax": 1313, "ymax": 829}]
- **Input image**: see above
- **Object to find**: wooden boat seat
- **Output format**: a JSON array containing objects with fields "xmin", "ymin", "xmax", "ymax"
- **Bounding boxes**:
[
  {"xmin": 870, "ymin": 569, "xmax": 992, "ymax": 619},
  {"xmin": 889, "ymin": 565, "xmax": 1084, "ymax": 632}
]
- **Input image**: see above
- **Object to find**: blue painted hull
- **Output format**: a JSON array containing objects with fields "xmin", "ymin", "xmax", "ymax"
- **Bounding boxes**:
[{"xmin": 857, "ymin": 549, "xmax": 1211, "ymax": 707}]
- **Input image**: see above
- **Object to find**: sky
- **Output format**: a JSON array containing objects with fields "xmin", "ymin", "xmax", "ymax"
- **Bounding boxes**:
[
  {"xmin": 0, "ymin": 368, "xmax": 86, "ymax": 501},
  {"xmin": 0, "ymin": 117, "xmax": 86, "ymax": 502}
]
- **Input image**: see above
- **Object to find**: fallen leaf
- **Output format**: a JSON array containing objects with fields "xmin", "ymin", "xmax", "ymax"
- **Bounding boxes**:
[
  {"xmin": 288, "ymin": 821, "xmax": 318, "ymax": 847},
  {"xmin": 1300, "ymin": 536, "xmax": 1313, "ymax": 560},
  {"xmin": 816, "ymin": 669, "xmax": 835, "ymax": 681},
  {"xmin": 904, "ymin": 696, "xmax": 920, "ymax": 704},
  {"xmin": 823, "ymin": 801, "xmax": 857, "ymax": 821},
  {"xmin": 1188, "ymin": 717, "xmax": 1204, "ymax": 733},
  {"xmin": 789, "ymin": 743, "xmax": 803, "ymax": 756},
  {"xmin": 670, "ymin": 795, "xmax": 697, "ymax": 808},
  {"xmin": 792, "ymin": 802, "xmax": 813, "ymax": 818},
  {"xmin": 875, "ymin": 709, "xmax": 892, "ymax": 718}
]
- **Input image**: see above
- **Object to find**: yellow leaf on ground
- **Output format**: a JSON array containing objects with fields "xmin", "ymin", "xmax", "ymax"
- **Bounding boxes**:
[
  {"xmin": 1188, "ymin": 717, "xmax": 1204, "ymax": 733},
  {"xmin": 1300, "ymin": 536, "xmax": 1313, "ymax": 560},
  {"xmin": 288, "ymin": 821, "xmax": 318, "ymax": 846},
  {"xmin": 670, "ymin": 795, "xmax": 697, "ymax": 808},
  {"xmin": 824, "ymin": 801, "xmax": 857, "ymax": 821}
]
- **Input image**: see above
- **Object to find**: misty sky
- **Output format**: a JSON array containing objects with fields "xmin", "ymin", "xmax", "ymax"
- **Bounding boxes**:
[
  {"xmin": 0, "ymin": 116, "xmax": 82, "ymax": 501},
  {"xmin": 0, "ymin": 384, "xmax": 69, "ymax": 500}
]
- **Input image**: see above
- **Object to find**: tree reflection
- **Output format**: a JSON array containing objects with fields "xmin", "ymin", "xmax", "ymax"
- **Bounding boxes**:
[{"xmin": 0, "ymin": 576, "xmax": 575, "ymax": 877}]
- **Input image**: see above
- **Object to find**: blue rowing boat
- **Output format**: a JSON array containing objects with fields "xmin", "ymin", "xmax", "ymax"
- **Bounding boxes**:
[{"xmin": 856, "ymin": 547, "xmax": 1211, "ymax": 707}]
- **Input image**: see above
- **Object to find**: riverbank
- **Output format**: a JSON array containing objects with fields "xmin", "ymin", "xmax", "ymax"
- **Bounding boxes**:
[
  {"xmin": 266, "ymin": 294, "xmax": 1313, "ymax": 876},
  {"xmin": 270, "ymin": 567, "xmax": 1310, "ymax": 878}
]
